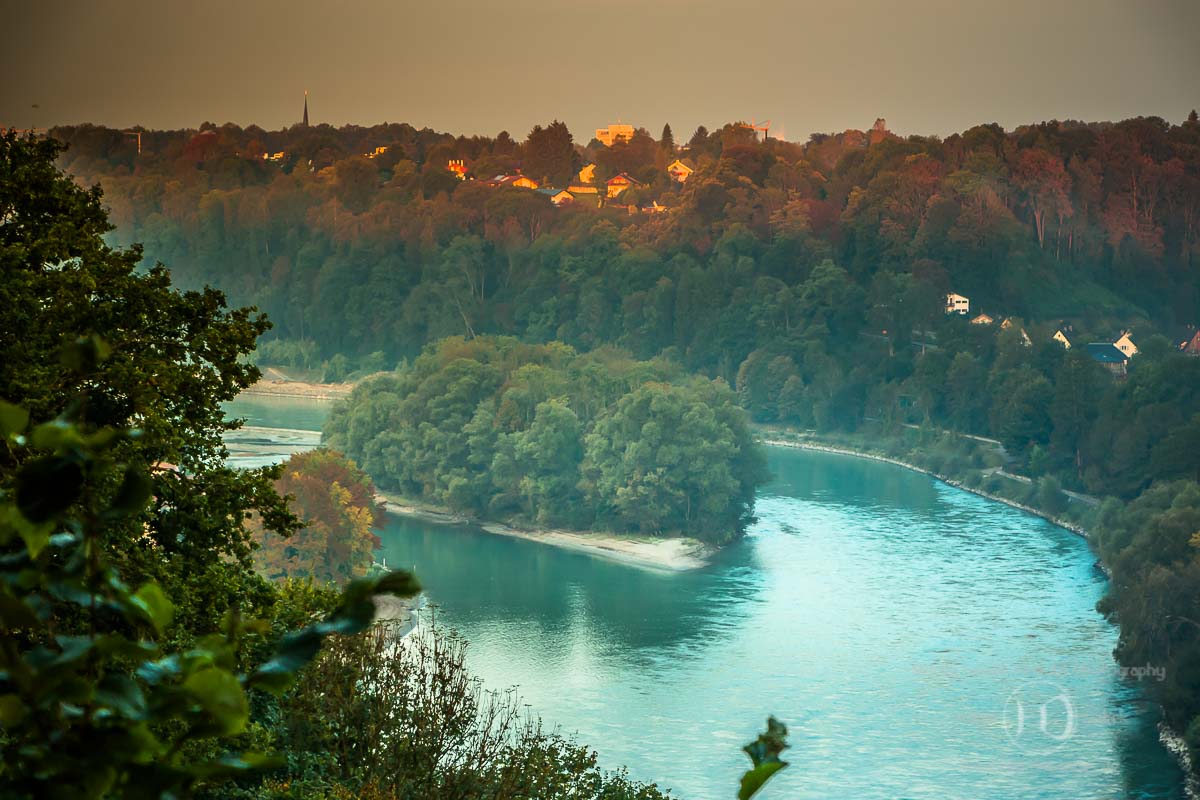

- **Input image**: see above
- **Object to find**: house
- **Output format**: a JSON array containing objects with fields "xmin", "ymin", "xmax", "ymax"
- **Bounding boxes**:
[
  {"xmin": 566, "ymin": 184, "xmax": 601, "ymax": 206},
  {"xmin": 263, "ymin": 151, "xmax": 286, "ymax": 162},
  {"xmin": 447, "ymin": 159, "xmax": 468, "ymax": 179},
  {"xmin": 945, "ymin": 293, "xmax": 970, "ymax": 315},
  {"xmin": 595, "ymin": 123, "xmax": 635, "ymax": 147},
  {"xmin": 667, "ymin": 159, "xmax": 695, "ymax": 183},
  {"xmin": 1114, "ymin": 331, "xmax": 1138, "ymax": 358},
  {"xmin": 1000, "ymin": 317, "xmax": 1032, "ymax": 347},
  {"xmin": 1052, "ymin": 329, "xmax": 1074, "ymax": 349},
  {"xmin": 364, "ymin": 146, "xmax": 389, "ymax": 159},
  {"xmin": 641, "ymin": 200, "xmax": 668, "ymax": 214},
  {"xmin": 1180, "ymin": 328, "xmax": 1200, "ymax": 355},
  {"xmin": 537, "ymin": 188, "xmax": 575, "ymax": 207},
  {"xmin": 484, "ymin": 174, "xmax": 539, "ymax": 190},
  {"xmin": 606, "ymin": 172, "xmax": 642, "ymax": 198},
  {"xmin": 1086, "ymin": 343, "xmax": 1129, "ymax": 377},
  {"xmin": 577, "ymin": 163, "xmax": 596, "ymax": 184},
  {"xmin": 971, "ymin": 313, "xmax": 994, "ymax": 325}
]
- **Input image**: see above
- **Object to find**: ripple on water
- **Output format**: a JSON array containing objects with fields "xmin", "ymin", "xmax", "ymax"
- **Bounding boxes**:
[{"xmin": 220, "ymin": 397, "xmax": 1179, "ymax": 800}]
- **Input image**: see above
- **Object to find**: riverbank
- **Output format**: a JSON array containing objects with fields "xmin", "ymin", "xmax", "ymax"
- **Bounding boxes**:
[
  {"xmin": 759, "ymin": 430, "xmax": 1200, "ymax": 796},
  {"xmin": 241, "ymin": 378, "xmax": 355, "ymax": 400},
  {"xmin": 377, "ymin": 493, "xmax": 714, "ymax": 573},
  {"xmin": 759, "ymin": 435, "xmax": 1096, "ymax": 542}
]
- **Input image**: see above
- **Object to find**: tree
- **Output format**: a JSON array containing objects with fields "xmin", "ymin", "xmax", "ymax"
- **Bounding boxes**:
[
  {"xmin": 661, "ymin": 123, "xmax": 675, "ymax": 153},
  {"xmin": 0, "ymin": 132, "xmax": 295, "ymax": 637},
  {"xmin": 0, "ymin": 369, "xmax": 419, "ymax": 799},
  {"xmin": 334, "ymin": 156, "xmax": 379, "ymax": 212},
  {"xmin": 1049, "ymin": 351, "xmax": 1103, "ymax": 478},
  {"xmin": 582, "ymin": 382, "xmax": 765, "ymax": 541},
  {"xmin": 523, "ymin": 120, "xmax": 579, "ymax": 187},
  {"xmin": 1013, "ymin": 148, "xmax": 1072, "ymax": 251},
  {"xmin": 1151, "ymin": 415, "xmax": 1200, "ymax": 482},
  {"xmin": 945, "ymin": 352, "xmax": 986, "ymax": 432},
  {"xmin": 989, "ymin": 367, "xmax": 1053, "ymax": 453},
  {"xmin": 280, "ymin": 623, "xmax": 669, "ymax": 799},
  {"xmin": 326, "ymin": 337, "xmax": 767, "ymax": 543},
  {"xmin": 252, "ymin": 449, "xmax": 385, "ymax": 584},
  {"xmin": 512, "ymin": 399, "xmax": 585, "ymax": 524}
]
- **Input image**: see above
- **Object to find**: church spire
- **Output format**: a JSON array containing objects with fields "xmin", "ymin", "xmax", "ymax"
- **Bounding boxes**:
[{"xmin": 303, "ymin": 90, "xmax": 309, "ymax": 127}]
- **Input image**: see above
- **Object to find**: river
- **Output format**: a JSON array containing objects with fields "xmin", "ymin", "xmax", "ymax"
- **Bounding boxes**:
[{"xmin": 225, "ymin": 395, "xmax": 1185, "ymax": 800}]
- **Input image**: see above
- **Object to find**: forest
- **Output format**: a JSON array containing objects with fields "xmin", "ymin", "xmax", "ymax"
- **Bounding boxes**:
[
  {"xmin": 324, "ymin": 337, "xmax": 766, "ymax": 542},
  {"xmin": 11, "ymin": 105, "xmax": 1200, "ymax": 786},
  {"xmin": 47, "ymin": 112, "xmax": 1200, "ymax": 497}
]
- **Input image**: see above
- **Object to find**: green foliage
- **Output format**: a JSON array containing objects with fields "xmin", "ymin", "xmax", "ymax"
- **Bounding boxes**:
[
  {"xmin": 0, "ymin": 131, "xmax": 298, "ymax": 641},
  {"xmin": 271, "ymin": 622, "xmax": 668, "ymax": 799},
  {"xmin": 1035, "ymin": 475, "xmax": 1068, "ymax": 515},
  {"xmin": 254, "ymin": 339, "xmax": 321, "ymax": 370},
  {"xmin": 1094, "ymin": 482, "xmax": 1200, "ymax": 753},
  {"xmin": 326, "ymin": 337, "xmax": 766, "ymax": 543},
  {"xmin": 738, "ymin": 717, "xmax": 790, "ymax": 800},
  {"xmin": 0, "ymin": 397, "xmax": 418, "ymax": 799}
]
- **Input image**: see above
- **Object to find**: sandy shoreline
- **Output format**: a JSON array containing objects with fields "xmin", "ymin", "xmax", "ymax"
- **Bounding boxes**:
[
  {"xmin": 377, "ymin": 494, "xmax": 713, "ymax": 572},
  {"xmin": 241, "ymin": 378, "xmax": 355, "ymax": 400}
]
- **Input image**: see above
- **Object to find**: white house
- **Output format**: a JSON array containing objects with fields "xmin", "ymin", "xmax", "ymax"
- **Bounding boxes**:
[{"xmin": 945, "ymin": 293, "xmax": 970, "ymax": 315}]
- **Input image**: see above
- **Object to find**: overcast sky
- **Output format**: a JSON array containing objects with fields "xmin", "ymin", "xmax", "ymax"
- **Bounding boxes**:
[{"xmin": 2, "ymin": 0, "xmax": 1198, "ymax": 142}]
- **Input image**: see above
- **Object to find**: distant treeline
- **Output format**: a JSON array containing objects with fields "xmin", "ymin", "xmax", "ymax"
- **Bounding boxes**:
[
  {"xmin": 56, "ymin": 112, "xmax": 1199, "ymax": 365},
  {"xmin": 324, "ymin": 336, "xmax": 766, "ymax": 543}
]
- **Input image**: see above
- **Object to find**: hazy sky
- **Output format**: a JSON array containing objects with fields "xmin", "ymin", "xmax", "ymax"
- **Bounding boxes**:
[{"xmin": 2, "ymin": 0, "xmax": 1198, "ymax": 142}]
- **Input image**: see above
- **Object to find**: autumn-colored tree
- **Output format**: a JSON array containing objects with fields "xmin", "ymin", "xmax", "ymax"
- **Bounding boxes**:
[
  {"xmin": 1013, "ymin": 148, "xmax": 1072, "ymax": 251},
  {"xmin": 254, "ymin": 449, "xmax": 385, "ymax": 584}
]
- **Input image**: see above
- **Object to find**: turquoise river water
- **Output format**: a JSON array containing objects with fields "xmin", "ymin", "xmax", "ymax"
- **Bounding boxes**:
[{"xmin": 225, "ymin": 395, "xmax": 1185, "ymax": 799}]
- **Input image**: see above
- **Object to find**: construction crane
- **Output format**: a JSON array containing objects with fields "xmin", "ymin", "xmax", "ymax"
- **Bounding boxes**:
[{"xmin": 737, "ymin": 119, "xmax": 771, "ymax": 142}]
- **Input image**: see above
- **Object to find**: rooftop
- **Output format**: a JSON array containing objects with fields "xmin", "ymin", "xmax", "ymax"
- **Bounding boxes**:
[{"xmin": 1085, "ymin": 343, "xmax": 1128, "ymax": 363}]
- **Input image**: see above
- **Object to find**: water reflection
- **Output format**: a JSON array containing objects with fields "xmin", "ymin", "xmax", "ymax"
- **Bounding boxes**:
[
  {"xmin": 376, "ymin": 446, "xmax": 1184, "ymax": 799},
  {"xmin": 225, "ymin": 397, "xmax": 1184, "ymax": 799},
  {"xmin": 376, "ymin": 515, "xmax": 765, "ymax": 659}
]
